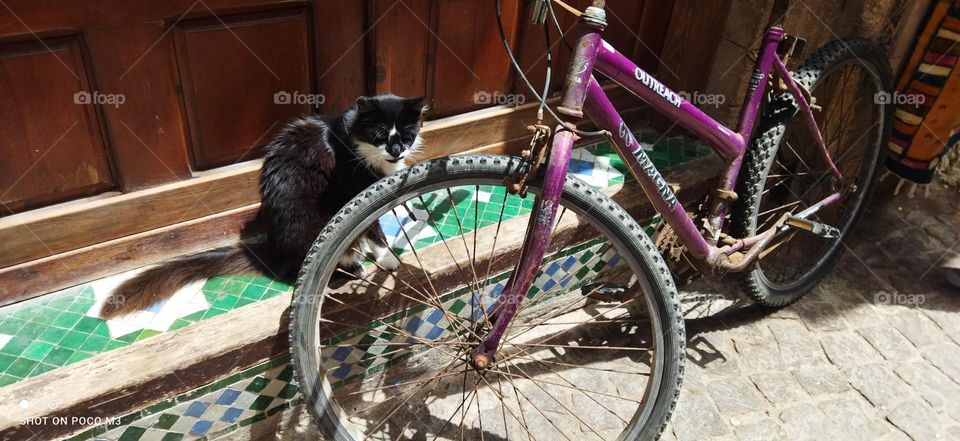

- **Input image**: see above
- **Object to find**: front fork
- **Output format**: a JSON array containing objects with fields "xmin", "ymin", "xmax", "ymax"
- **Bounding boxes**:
[
  {"xmin": 471, "ymin": 130, "xmax": 576, "ymax": 369},
  {"xmin": 472, "ymin": 13, "xmax": 606, "ymax": 368}
]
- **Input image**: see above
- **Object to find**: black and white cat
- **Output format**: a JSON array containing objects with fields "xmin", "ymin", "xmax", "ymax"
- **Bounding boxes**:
[{"xmin": 101, "ymin": 94, "xmax": 428, "ymax": 317}]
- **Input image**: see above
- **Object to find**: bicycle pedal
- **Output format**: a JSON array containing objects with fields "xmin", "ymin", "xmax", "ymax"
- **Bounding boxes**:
[{"xmin": 785, "ymin": 216, "xmax": 840, "ymax": 238}]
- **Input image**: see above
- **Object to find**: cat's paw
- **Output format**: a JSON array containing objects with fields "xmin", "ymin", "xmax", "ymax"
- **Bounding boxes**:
[
  {"xmin": 377, "ymin": 252, "xmax": 400, "ymax": 271},
  {"xmin": 338, "ymin": 254, "xmax": 364, "ymax": 278},
  {"xmin": 342, "ymin": 261, "xmax": 364, "ymax": 278}
]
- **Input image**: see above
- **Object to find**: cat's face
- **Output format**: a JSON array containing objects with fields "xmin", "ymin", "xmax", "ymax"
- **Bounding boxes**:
[{"xmin": 352, "ymin": 95, "xmax": 428, "ymax": 174}]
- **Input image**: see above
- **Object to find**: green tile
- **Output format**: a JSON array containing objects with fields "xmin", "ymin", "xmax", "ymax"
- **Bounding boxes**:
[
  {"xmin": 202, "ymin": 308, "xmax": 228, "ymax": 319},
  {"xmin": 278, "ymin": 383, "xmax": 298, "ymax": 399},
  {"xmin": 21, "ymin": 341, "xmax": 55, "ymax": 361},
  {"xmin": 104, "ymin": 340, "xmax": 129, "ymax": 351},
  {"xmin": 137, "ymin": 330, "xmax": 161, "ymax": 341},
  {"xmin": 245, "ymin": 377, "xmax": 269, "ymax": 393},
  {"xmin": 1, "ymin": 336, "xmax": 32, "ymax": 356},
  {"xmin": 0, "ymin": 353, "xmax": 14, "ymax": 371},
  {"xmin": 37, "ymin": 326, "xmax": 69, "ymax": 344},
  {"xmin": 118, "ymin": 426, "xmax": 147, "ymax": 441},
  {"xmin": 0, "ymin": 317, "xmax": 26, "ymax": 335},
  {"xmin": 203, "ymin": 276, "xmax": 230, "ymax": 292},
  {"xmin": 17, "ymin": 321, "xmax": 46, "ymax": 339},
  {"xmin": 277, "ymin": 365, "xmax": 294, "ymax": 382},
  {"xmin": 66, "ymin": 301, "xmax": 91, "ymax": 314},
  {"xmin": 160, "ymin": 433, "xmax": 184, "ymax": 441},
  {"xmin": 92, "ymin": 321, "xmax": 111, "ymax": 338},
  {"xmin": 0, "ymin": 373, "xmax": 18, "ymax": 387},
  {"xmin": 43, "ymin": 347, "xmax": 75, "ymax": 366},
  {"xmin": 30, "ymin": 307, "xmax": 60, "ymax": 324},
  {"xmin": 30, "ymin": 362, "xmax": 57, "ymax": 376},
  {"xmin": 153, "ymin": 413, "xmax": 178, "ymax": 430},
  {"xmin": 248, "ymin": 395, "xmax": 273, "ymax": 411},
  {"xmin": 73, "ymin": 316, "xmax": 101, "ymax": 334},
  {"xmin": 241, "ymin": 284, "xmax": 266, "ymax": 300},
  {"xmin": 169, "ymin": 319, "xmax": 192, "ymax": 331},
  {"xmin": 66, "ymin": 351, "xmax": 94, "ymax": 364},
  {"xmin": 79, "ymin": 335, "xmax": 109, "ymax": 352},
  {"xmin": 10, "ymin": 306, "xmax": 37, "ymax": 322},
  {"xmin": 211, "ymin": 294, "xmax": 239, "ymax": 310},
  {"xmin": 6, "ymin": 357, "xmax": 38, "ymax": 377},
  {"xmin": 233, "ymin": 298, "xmax": 256, "ymax": 309},
  {"xmin": 59, "ymin": 331, "xmax": 90, "ymax": 350},
  {"xmin": 116, "ymin": 331, "xmax": 142, "ymax": 344},
  {"xmin": 52, "ymin": 312, "xmax": 82, "ymax": 329}
]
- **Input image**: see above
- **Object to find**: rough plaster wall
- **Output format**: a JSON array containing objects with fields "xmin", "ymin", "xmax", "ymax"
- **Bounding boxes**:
[{"xmin": 702, "ymin": 0, "xmax": 901, "ymax": 127}]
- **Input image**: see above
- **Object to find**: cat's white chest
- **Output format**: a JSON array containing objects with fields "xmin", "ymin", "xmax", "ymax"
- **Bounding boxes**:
[{"xmin": 355, "ymin": 141, "xmax": 411, "ymax": 176}]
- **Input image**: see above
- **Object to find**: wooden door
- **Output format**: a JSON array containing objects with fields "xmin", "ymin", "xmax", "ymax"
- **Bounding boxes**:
[{"xmin": 0, "ymin": 0, "xmax": 721, "ymax": 304}]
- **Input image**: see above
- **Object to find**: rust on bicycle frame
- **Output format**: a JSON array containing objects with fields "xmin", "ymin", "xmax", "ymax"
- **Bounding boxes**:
[{"xmin": 473, "ymin": 0, "xmax": 845, "ymax": 365}]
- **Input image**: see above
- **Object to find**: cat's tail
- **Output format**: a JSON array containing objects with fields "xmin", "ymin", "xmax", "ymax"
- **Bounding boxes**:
[{"xmin": 100, "ymin": 245, "xmax": 269, "ymax": 319}]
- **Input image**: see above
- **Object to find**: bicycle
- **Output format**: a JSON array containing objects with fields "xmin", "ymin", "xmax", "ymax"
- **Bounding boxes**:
[{"xmin": 289, "ymin": 0, "xmax": 892, "ymax": 439}]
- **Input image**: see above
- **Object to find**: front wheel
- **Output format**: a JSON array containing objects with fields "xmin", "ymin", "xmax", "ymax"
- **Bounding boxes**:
[
  {"xmin": 289, "ymin": 154, "xmax": 685, "ymax": 441},
  {"xmin": 731, "ymin": 37, "xmax": 893, "ymax": 307}
]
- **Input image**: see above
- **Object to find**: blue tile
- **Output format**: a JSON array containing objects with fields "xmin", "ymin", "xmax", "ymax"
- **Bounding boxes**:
[
  {"xmin": 426, "ymin": 309, "xmax": 444, "ymax": 325},
  {"xmin": 561, "ymin": 256, "xmax": 576, "ymax": 270},
  {"xmin": 379, "ymin": 216, "xmax": 403, "ymax": 237},
  {"xmin": 544, "ymin": 262, "xmax": 561, "ymax": 276},
  {"xmin": 331, "ymin": 346, "xmax": 352, "ymax": 362},
  {"xmin": 333, "ymin": 363, "xmax": 352, "ymax": 379},
  {"xmin": 405, "ymin": 317, "xmax": 423, "ymax": 333},
  {"xmin": 190, "ymin": 420, "xmax": 214, "ymax": 436},
  {"xmin": 220, "ymin": 407, "xmax": 244, "ymax": 423},
  {"xmin": 144, "ymin": 300, "xmax": 167, "ymax": 313},
  {"xmin": 215, "ymin": 389, "xmax": 241, "ymax": 406},
  {"xmin": 425, "ymin": 325, "xmax": 445, "ymax": 340},
  {"xmin": 489, "ymin": 284, "xmax": 504, "ymax": 297},
  {"xmin": 542, "ymin": 279, "xmax": 556, "ymax": 292},
  {"xmin": 183, "ymin": 401, "xmax": 209, "ymax": 418},
  {"xmin": 568, "ymin": 159, "xmax": 593, "ymax": 175}
]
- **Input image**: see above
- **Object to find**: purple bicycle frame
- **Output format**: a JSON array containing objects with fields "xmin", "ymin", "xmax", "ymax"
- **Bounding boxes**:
[{"xmin": 473, "ymin": 5, "xmax": 842, "ymax": 363}]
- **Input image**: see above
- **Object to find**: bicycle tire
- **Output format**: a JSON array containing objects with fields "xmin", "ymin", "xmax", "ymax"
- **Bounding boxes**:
[
  {"xmin": 731, "ymin": 37, "xmax": 894, "ymax": 307},
  {"xmin": 289, "ymin": 154, "xmax": 686, "ymax": 440}
]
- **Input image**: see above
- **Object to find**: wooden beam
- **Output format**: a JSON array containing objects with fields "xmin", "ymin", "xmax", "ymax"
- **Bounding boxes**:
[
  {"xmin": 0, "ymin": 205, "xmax": 260, "ymax": 307},
  {"xmin": 0, "ymin": 154, "xmax": 721, "ymax": 440},
  {"xmin": 0, "ymin": 85, "xmax": 644, "ymax": 269}
]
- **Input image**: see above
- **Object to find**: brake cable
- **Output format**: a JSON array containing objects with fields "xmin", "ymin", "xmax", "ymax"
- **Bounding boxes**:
[{"xmin": 494, "ymin": 0, "xmax": 605, "ymax": 138}]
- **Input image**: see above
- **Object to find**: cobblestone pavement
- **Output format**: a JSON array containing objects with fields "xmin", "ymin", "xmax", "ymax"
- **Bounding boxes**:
[
  {"xmin": 263, "ymin": 182, "xmax": 959, "ymax": 441},
  {"xmin": 661, "ymin": 181, "xmax": 960, "ymax": 441}
]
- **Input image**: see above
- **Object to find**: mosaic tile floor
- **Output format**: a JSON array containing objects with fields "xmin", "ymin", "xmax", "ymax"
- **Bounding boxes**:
[{"xmin": 3, "ymin": 132, "xmax": 711, "ymax": 440}]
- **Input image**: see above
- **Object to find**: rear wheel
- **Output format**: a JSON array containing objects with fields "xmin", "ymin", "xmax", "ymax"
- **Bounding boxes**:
[
  {"xmin": 289, "ymin": 154, "xmax": 685, "ymax": 440},
  {"xmin": 732, "ymin": 38, "xmax": 893, "ymax": 307}
]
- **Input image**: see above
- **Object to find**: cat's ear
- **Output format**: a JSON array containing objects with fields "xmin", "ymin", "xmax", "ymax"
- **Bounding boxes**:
[
  {"xmin": 356, "ymin": 96, "xmax": 376, "ymax": 112},
  {"xmin": 406, "ymin": 96, "xmax": 430, "ymax": 114}
]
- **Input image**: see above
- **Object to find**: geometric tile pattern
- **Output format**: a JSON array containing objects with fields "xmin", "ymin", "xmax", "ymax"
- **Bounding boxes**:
[
  {"xmin": 319, "ymin": 239, "xmax": 624, "ymax": 388},
  {"xmin": 65, "ymin": 358, "xmax": 298, "ymax": 441},
  {"xmin": 0, "ymin": 133, "xmax": 711, "ymax": 389}
]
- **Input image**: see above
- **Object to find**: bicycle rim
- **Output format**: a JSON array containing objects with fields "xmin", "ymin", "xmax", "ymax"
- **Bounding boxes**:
[
  {"xmin": 756, "ymin": 58, "xmax": 885, "ymax": 291},
  {"xmin": 293, "ymin": 172, "xmax": 670, "ymax": 441}
]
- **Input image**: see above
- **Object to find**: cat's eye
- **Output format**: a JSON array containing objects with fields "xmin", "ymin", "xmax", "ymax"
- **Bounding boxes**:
[{"xmin": 374, "ymin": 133, "xmax": 387, "ymax": 143}]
